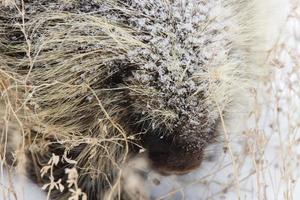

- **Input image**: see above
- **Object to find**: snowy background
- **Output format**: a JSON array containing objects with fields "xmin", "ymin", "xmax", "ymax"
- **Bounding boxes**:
[{"xmin": 1, "ymin": 0, "xmax": 299, "ymax": 199}]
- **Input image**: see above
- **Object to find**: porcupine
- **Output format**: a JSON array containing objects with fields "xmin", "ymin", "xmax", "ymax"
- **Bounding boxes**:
[{"xmin": 0, "ymin": 0, "xmax": 284, "ymax": 199}]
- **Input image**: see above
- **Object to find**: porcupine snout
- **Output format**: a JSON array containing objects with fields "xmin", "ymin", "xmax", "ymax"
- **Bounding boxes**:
[
  {"xmin": 126, "ymin": 81, "xmax": 219, "ymax": 175},
  {"xmin": 117, "ymin": 0, "xmax": 228, "ymax": 175}
]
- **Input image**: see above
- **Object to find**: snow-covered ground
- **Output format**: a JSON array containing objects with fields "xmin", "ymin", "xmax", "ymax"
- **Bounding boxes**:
[{"xmin": 1, "ymin": 0, "xmax": 299, "ymax": 199}]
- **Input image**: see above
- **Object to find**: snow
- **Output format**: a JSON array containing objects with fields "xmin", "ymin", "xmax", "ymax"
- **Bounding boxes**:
[{"xmin": 0, "ymin": 169, "xmax": 45, "ymax": 200}]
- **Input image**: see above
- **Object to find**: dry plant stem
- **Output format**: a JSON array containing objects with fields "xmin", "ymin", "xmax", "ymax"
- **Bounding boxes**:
[
  {"xmin": 13, "ymin": 0, "xmax": 34, "ymax": 84},
  {"xmin": 85, "ymin": 83, "xmax": 129, "ymax": 157},
  {"xmin": 215, "ymin": 101, "xmax": 241, "ymax": 200}
]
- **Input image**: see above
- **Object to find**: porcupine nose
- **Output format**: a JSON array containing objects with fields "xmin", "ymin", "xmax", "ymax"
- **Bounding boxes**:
[{"xmin": 143, "ymin": 133, "xmax": 203, "ymax": 175}]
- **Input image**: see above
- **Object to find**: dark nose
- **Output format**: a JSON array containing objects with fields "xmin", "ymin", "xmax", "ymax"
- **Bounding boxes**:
[{"xmin": 142, "ymin": 133, "xmax": 203, "ymax": 175}]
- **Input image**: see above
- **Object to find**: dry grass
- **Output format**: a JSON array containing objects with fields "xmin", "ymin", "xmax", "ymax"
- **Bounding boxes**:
[{"xmin": 0, "ymin": 1, "xmax": 134, "ymax": 199}]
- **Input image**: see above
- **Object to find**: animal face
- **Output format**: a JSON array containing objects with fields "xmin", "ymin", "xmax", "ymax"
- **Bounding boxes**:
[
  {"xmin": 122, "ymin": 70, "xmax": 220, "ymax": 174},
  {"xmin": 106, "ymin": 0, "xmax": 228, "ymax": 175},
  {"xmin": 122, "ymin": 60, "xmax": 221, "ymax": 174}
]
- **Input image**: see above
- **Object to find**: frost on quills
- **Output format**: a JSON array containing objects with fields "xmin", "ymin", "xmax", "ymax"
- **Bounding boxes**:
[{"xmin": 0, "ymin": 0, "xmax": 281, "ymax": 199}]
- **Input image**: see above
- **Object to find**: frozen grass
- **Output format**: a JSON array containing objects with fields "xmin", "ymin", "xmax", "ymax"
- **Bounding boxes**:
[{"xmin": 0, "ymin": 0, "xmax": 299, "ymax": 199}]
